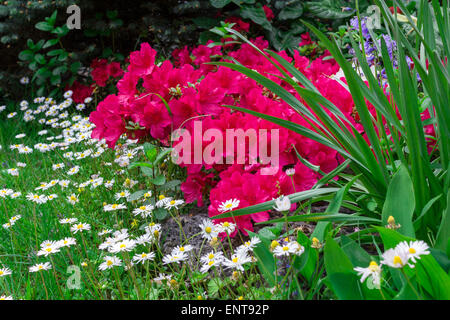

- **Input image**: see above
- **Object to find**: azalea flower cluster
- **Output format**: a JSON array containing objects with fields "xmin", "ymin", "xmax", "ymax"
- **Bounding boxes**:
[{"xmin": 88, "ymin": 35, "xmax": 359, "ymax": 236}]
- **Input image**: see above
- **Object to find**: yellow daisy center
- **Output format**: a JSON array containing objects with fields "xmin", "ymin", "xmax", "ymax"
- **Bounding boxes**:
[{"xmin": 393, "ymin": 256, "xmax": 403, "ymax": 265}]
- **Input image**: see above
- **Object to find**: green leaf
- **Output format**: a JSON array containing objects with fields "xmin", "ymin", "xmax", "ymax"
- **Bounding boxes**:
[
  {"xmin": 382, "ymin": 164, "xmax": 415, "ymax": 237},
  {"xmin": 47, "ymin": 49, "xmax": 64, "ymax": 57},
  {"xmin": 47, "ymin": 10, "xmax": 57, "ymax": 26},
  {"xmin": 35, "ymin": 21, "xmax": 53, "ymax": 32},
  {"xmin": 151, "ymin": 175, "xmax": 166, "ymax": 186},
  {"xmin": 27, "ymin": 39, "xmax": 34, "ymax": 49},
  {"xmin": 52, "ymin": 65, "xmax": 67, "ymax": 75},
  {"xmin": 279, "ymin": 0, "xmax": 303, "ymax": 20},
  {"xmin": 294, "ymin": 230, "xmax": 317, "ymax": 280},
  {"xmin": 324, "ymin": 236, "xmax": 363, "ymax": 299},
  {"xmin": 341, "ymin": 235, "xmax": 372, "ymax": 267},
  {"xmin": 328, "ymin": 273, "xmax": 364, "ymax": 300},
  {"xmin": 211, "ymin": 188, "xmax": 339, "ymax": 220},
  {"xmin": 34, "ymin": 54, "xmax": 46, "ymax": 65},
  {"xmin": 50, "ymin": 74, "xmax": 61, "ymax": 85},
  {"xmin": 305, "ymin": 1, "xmax": 355, "ymax": 19},
  {"xmin": 43, "ymin": 39, "xmax": 58, "ymax": 49},
  {"xmin": 106, "ymin": 10, "xmax": 118, "ymax": 19},
  {"xmin": 247, "ymin": 230, "xmax": 276, "ymax": 287},
  {"xmin": 240, "ymin": 5, "xmax": 272, "ymax": 30},
  {"xmin": 143, "ymin": 143, "xmax": 157, "ymax": 162},
  {"xmin": 19, "ymin": 50, "xmax": 33, "ymax": 61},
  {"xmin": 258, "ymin": 213, "xmax": 380, "ymax": 225},
  {"xmin": 70, "ymin": 61, "xmax": 81, "ymax": 74},
  {"xmin": 161, "ymin": 180, "xmax": 181, "ymax": 191},
  {"xmin": 128, "ymin": 190, "xmax": 147, "ymax": 202},
  {"xmin": 154, "ymin": 208, "xmax": 169, "ymax": 220},
  {"xmin": 435, "ymin": 191, "xmax": 450, "ymax": 251},
  {"xmin": 58, "ymin": 51, "xmax": 69, "ymax": 62},
  {"xmin": 52, "ymin": 25, "xmax": 70, "ymax": 37},
  {"xmin": 210, "ymin": 0, "xmax": 231, "ymax": 8},
  {"xmin": 324, "ymin": 236, "xmax": 354, "ymax": 274}
]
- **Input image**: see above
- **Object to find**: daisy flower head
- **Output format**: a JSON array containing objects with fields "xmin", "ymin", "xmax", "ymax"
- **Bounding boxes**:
[
  {"xmin": 273, "ymin": 195, "xmax": 291, "ymax": 212},
  {"xmin": 63, "ymin": 90, "xmax": 73, "ymax": 98},
  {"xmin": 123, "ymin": 178, "xmax": 138, "ymax": 189},
  {"xmin": 29, "ymin": 262, "xmax": 52, "ymax": 273},
  {"xmin": 216, "ymin": 221, "xmax": 236, "ymax": 235},
  {"xmin": 98, "ymin": 256, "xmax": 122, "ymax": 271},
  {"xmin": 155, "ymin": 195, "xmax": 171, "ymax": 208},
  {"xmin": 223, "ymin": 252, "xmax": 252, "ymax": 271},
  {"xmin": 20, "ymin": 76, "xmax": 29, "ymax": 85},
  {"xmin": 67, "ymin": 194, "xmax": 79, "ymax": 205},
  {"xmin": 396, "ymin": 240, "xmax": 430, "ymax": 265},
  {"xmin": 171, "ymin": 244, "xmax": 194, "ymax": 256},
  {"xmin": 0, "ymin": 295, "xmax": 13, "ymax": 300},
  {"xmin": 354, "ymin": 261, "xmax": 382, "ymax": 289},
  {"xmin": 114, "ymin": 190, "xmax": 130, "ymax": 201},
  {"xmin": 109, "ymin": 239, "xmax": 137, "ymax": 253},
  {"xmin": 9, "ymin": 215, "xmax": 22, "ymax": 224},
  {"xmin": 70, "ymin": 223, "xmax": 91, "ymax": 234},
  {"xmin": 164, "ymin": 199, "xmax": 184, "ymax": 210},
  {"xmin": 59, "ymin": 217, "xmax": 78, "ymax": 224},
  {"xmin": 236, "ymin": 237, "xmax": 261, "ymax": 255},
  {"xmin": 132, "ymin": 205, "xmax": 154, "ymax": 218},
  {"xmin": 37, "ymin": 243, "xmax": 61, "ymax": 257},
  {"xmin": 67, "ymin": 166, "xmax": 80, "ymax": 175},
  {"xmin": 381, "ymin": 247, "xmax": 410, "ymax": 268},
  {"xmin": 57, "ymin": 237, "xmax": 77, "ymax": 248},
  {"xmin": 52, "ymin": 163, "xmax": 65, "ymax": 170},
  {"xmin": 200, "ymin": 257, "xmax": 222, "ymax": 273},
  {"xmin": 199, "ymin": 219, "xmax": 218, "ymax": 240},
  {"xmin": 218, "ymin": 198, "xmax": 240, "ymax": 213},
  {"xmin": 200, "ymin": 251, "xmax": 224, "ymax": 265},
  {"xmin": 26, "ymin": 193, "xmax": 48, "ymax": 204},
  {"xmin": 98, "ymin": 229, "xmax": 112, "ymax": 236},
  {"xmin": 15, "ymin": 133, "xmax": 26, "ymax": 139},
  {"xmin": 104, "ymin": 203, "xmax": 127, "ymax": 212},
  {"xmin": 0, "ymin": 189, "xmax": 13, "ymax": 198},
  {"xmin": 132, "ymin": 252, "xmax": 155, "ymax": 264},
  {"xmin": 273, "ymin": 242, "xmax": 298, "ymax": 257},
  {"xmin": 0, "ymin": 267, "xmax": 12, "ymax": 277},
  {"xmin": 7, "ymin": 168, "xmax": 19, "ymax": 176},
  {"xmin": 162, "ymin": 252, "xmax": 188, "ymax": 265}
]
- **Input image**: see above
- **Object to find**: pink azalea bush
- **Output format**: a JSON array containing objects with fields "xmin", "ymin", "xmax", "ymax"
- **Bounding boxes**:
[{"xmin": 88, "ymin": 36, "xmax": 368, "ymax": 236}]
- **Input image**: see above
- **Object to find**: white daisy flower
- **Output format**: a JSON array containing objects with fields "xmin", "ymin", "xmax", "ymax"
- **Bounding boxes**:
[
  {"xmin": 354, "ymin": 261, "xmax": 382, "ymax": 289},
  {"xmin": 98, "ymin": 256, "xmax": 122, "ymax": 271},
  {"xmin": 132, "ymin": 252, "xmax": 155, "ymax": 264},
  {"xmin": 218, "ymin": 198, "xmax": 240, "ymax": 213},
  {"xmin": 29, "ymin": 262, "xmax": 52, "ymax": 273}
]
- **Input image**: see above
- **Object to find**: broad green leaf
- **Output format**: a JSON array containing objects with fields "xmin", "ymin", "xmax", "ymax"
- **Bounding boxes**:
[
  {"xmin": 247, "ymin": 230, "xmax": 276, "ymax": 287},
  {"xmin": 382, "ymin": 164, "xmax": 415, "ymax": 237},
  {"xmin": 305, "ymin": 1, "xmax": 355, "ymax": 19},
  {"xmin": 35, "ymin": 21, "xmax": 53, "ymax": 32},
  {"xmin": 435, "ymin": 190, "xmax": 450, "ymax": 251},
  {"xmin": 279, "ymin": 0, "xmax": 303, "ymax": 20},
  {"xmin": 241, "ymin": 5, "xmax": 272, "ymax": 30},
  {"xmin": 151, "ymin": 175, "xmax": 166, "ymax": 186},
  {"xmin": 210, "ymin": 0, "xmax": 231, "ymax": 8}
]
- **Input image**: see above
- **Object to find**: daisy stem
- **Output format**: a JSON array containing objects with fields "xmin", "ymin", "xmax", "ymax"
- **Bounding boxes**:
[
  {"xmin": 401, "ymin": 268, "xmax": 422, "ymax": 300},
  {"xmin": 113, "ymin": 267, "xmax": 125, "ymax": 300},
  {"xmin": 123, "ymin": 252, "xmax": 143, "ymax": 300},
  {"xmin": 39, "ymin": 272, "xmax": 49, "ymax": 299},
  {"xmin": 32, "ymin": 204, "xmax": 39, "ymax": 250},
  {"xmin": 49, "ymin": 256, "xmax": 65, "ymax": 300}
]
